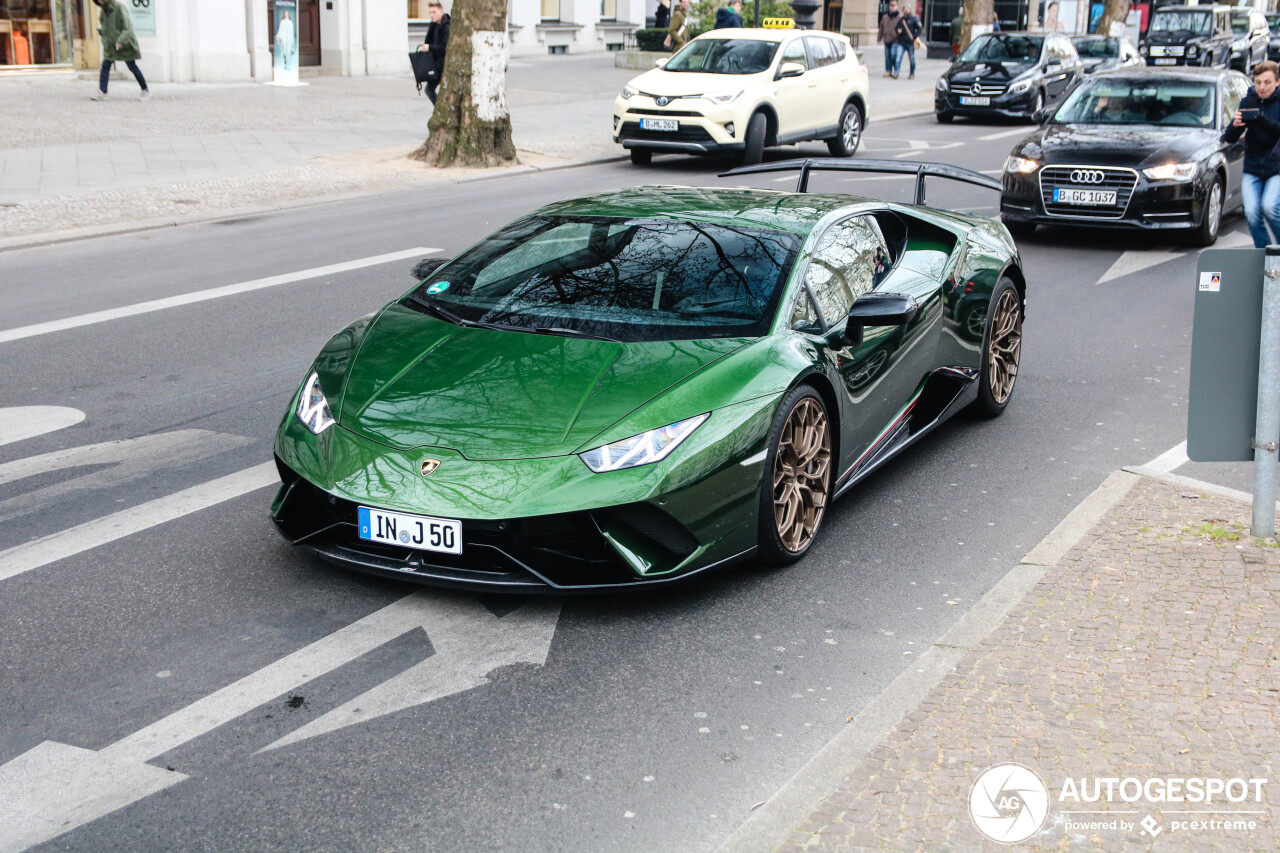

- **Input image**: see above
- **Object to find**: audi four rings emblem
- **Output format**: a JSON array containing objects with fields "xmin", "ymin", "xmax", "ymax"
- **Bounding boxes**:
[{"xmin": 1070, "ymin": 169, "xmax": 1106, "ymax": 184}]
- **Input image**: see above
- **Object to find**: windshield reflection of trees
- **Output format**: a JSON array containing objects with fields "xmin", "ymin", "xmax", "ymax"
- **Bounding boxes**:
[{"xmin": 427, "ymin": 217, "xmax": 800, "ymax": 342}]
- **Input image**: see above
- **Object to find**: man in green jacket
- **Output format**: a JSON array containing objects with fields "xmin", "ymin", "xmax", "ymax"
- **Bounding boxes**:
[{"xmin": 92, "ymin": 0, "xmax": 149, "ymax": 101}]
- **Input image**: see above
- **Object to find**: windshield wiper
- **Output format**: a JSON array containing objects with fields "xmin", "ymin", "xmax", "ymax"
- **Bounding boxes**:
[
  {"xmin": 531, "ymin": 326, "xmax": 621, "ymax": 343},
  {"xmin": 406, "ymin": 295, "xmax": 507, "ymax": 331}
]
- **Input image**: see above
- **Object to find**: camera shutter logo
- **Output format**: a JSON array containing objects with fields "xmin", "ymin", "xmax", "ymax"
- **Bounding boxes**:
[{"xmin": 968, "ymin": 763, "xmax": 1050, "ymax": 843}]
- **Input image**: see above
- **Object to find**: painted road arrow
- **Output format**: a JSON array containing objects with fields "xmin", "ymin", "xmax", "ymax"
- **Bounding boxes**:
[{"xmin": 0, "ymin": 592, "xmax": 560, "ymax": 853}]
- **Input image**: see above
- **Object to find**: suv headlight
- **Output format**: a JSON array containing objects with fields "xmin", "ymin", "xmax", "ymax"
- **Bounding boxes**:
[
  {"xmin": 620, "ymin": 84, "xmax": 638, "ymax": 100},
  {"xmin": 1008, "ymin": 78, "xmax": 1033, "ymax": 94},
  {"xmin": 701, "ymin": 89, "xmax": 743, "ymax": 104},
  {"xmin": 1142, "ymin": 162, "xmax": 1198, "ymax": 181},
  {"xmin": 1004, "ymin": 155, "xmax": 1040, "ymax": 175},
  {"xmin": 579, "ymin": 414, "xmax": 709, "ymax": 473},
  {"xmin": 936, "ymin": 77, "xmax": 949, "ymax": 91},
  {"xmin": 1140, "ymin": 44, "xmax": 1148, "ymax": 55},
  {"xmin": 1186, "ymin": 44, "xmax": 1200, "ymax": 57},
  {"xmin": 296, "ymin": 372, "xmax": 336, "ymax": 435}
]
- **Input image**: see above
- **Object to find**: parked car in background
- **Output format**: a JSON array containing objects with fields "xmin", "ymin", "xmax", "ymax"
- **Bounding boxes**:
[
  {"xmin": 1141, "ymin": 5, "xmax": 1233, "ymax": 68},
  {"xmin": 1265, "ymin": 12, "xmax": 1280, "ymax": 62},
  {"xmin": 1000, "ymin": 67, "xmax": 1247, "ymax": 246},
  {"xmin": 1228, "ymin": 9, "xmax": 1270, "ymax": 74},
  {"xmin": 613, "ymin": 28, "xmax": 870, "ymax": 166},
  {"xmin": 1070, "ymin": 35, "xmax": 1141, "ymax": 75},
  {"xmin": 936, "ymin": 31, "xmax": 1083, "ymax": 122}
]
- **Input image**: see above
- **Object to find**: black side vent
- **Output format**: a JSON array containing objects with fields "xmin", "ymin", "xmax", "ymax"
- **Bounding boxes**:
[{"xmin": 603, "ymin": 503, "xmax": 700, "ymax": 557}]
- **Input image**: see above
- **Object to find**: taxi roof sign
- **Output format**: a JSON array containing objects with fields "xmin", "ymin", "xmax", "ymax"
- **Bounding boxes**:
[{"xmin": 761, "ymin": 17, "xmax": 795, "ymax": 28}]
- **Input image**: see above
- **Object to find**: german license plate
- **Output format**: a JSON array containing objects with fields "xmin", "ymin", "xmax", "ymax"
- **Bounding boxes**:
[
  {"xmin": 1054, "ymin": 188, "xmax": 1117, "ymax": 206},
  {"xmin": 959, "ymin": 96, "xmax": 991, "ymax": 106},
  {"xmin": 640, "ymin": 118, "xmax": 679, "ymax": 131},
  {"xmin": 1154, "ymin": 58, "xmax": 1177, "ymax": 65},
  {"xmin": 358, "ymin": 506, "xmax": 462, "ymax": 554}
]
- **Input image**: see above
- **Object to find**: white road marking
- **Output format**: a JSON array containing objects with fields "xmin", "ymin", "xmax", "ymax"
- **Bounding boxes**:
[
  {"xmin": 0, "ymin": 407, "xmax": 84, "ymax": 447},
  {"xmin": 1144, "ymin": 441, "xmax": 1189, "ymax": 474},
  {"xmin": 0, "ymin": 594, "xmax": 560, "ymax": 852},
  {"xmin": 0, "ymin": 248, "xmax": 437, "ymax": 345},
  {"xmin": 0, "ymin": 461, "xmax": 277, "ymax": 582},
  {"xmin": 0, "ymin": 430, "xmax": 252, "ymax": 524},
  {"xmin": 977, "ymin": 127, "xmax": 1032, "ymax": 141},
  {"xmin": 1097, "ymin": 247, "xmax": 1185, "ymax": 285}
]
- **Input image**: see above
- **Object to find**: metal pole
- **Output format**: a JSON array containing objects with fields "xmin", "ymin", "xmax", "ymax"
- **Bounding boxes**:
[
  {"xmin": 754, "ymin": 0, "xmax": 761, "ymax": 26},
  {"xmin": 1252, "ymin": 244, "xmax": 1280, "ymax": 537}
]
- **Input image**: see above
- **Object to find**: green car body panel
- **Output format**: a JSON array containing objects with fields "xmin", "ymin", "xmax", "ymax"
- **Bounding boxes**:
[{"xmin": 272, "ymin": 185, "xmax": 1024, "ymax": 592}]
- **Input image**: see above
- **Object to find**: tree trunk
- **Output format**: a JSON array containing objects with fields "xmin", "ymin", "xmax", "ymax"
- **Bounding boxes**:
[
  {"xmin": 1096, "ymin": 0, "xmax": 1132, "ymax": 39},
  {"xmin": 960, "ymin": 0, "xmax": 994, "ymax": 54},
  {"xmin": 411, "ymin": 0, "xmax": 516, "ymax": 168}
]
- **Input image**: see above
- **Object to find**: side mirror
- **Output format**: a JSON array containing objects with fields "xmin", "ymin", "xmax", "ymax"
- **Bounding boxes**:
[
  {"xmin": 411, "ymin": 256, "xmax": 450, "ymax": 280},
  {"xmin": 837, "ymin": 293, "xmax": 919, "ymax": 347},
  {"xmin": 655, "ymin": 57, "xmax": 669, "ymax": 68},
  {"xmin": 778, "ymin": 62, "xmax": 806, "ymax": 79}
]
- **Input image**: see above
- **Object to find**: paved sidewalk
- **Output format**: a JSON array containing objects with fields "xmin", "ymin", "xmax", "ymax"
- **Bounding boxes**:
[
  {"xmin": 0, "ymin": 53, "xmax": 947, "ymax": 245},
  {"xmin": 767, "ymin": 472, "xmax": 1279, "ymax": 851}
]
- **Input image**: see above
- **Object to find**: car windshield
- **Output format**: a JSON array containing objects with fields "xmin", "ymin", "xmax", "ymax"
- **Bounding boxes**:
[
  {"xmin": 1231, "ymin": 16, "xmax": 1251, "ymax": 35},
  {"xmin": 1149, "ymin": 11, "xmax": 1212, "ymax": 35},
  {"xmin": 1269, "ymin": 14, "xmax": 1280, "ymax": 30},
  {"xmin": 664, "ymin": 38, "xmax": 781, "ymax": 74},
  {"xmin": 1072, "ymin": 37, "xmax": 1119, "ymax": 58},
  {"xmin": 406, "ymin": 216, "xmax": 801, "ymax": 342},
  {"xmin": 957, "ymin": 33, "xmax": 1043, "ymax": 63},
  {"xmin": 1053, "ymin": 79, "xmax": 1216, "ymax": 127}
]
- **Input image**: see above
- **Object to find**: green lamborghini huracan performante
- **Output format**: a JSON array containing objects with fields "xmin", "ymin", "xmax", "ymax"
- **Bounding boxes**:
[{"xmin": 271, "ymin": 160, "xmax": 1025, "ymax": 592}]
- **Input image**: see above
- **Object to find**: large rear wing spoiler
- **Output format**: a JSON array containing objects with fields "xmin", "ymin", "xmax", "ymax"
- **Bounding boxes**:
[{"xmin": 720, "ymin": 158, "xmax": 1002, "ymax": 205}]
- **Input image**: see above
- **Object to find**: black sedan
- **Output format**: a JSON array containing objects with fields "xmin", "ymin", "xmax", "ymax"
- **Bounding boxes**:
[
  {"xmin": 936, "ymin": 32, "xmax": 1083, "ymax": 122},
  {"xmin": 999, "ymin": 68, "xmax": 1248, "ymax": 246}
]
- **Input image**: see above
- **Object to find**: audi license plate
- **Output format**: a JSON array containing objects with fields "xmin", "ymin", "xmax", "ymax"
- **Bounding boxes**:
[
  {"xmin": 959, "ymin": 96, "xmax": 991, "ymax": 106},
  {"xmin": 358, "ymin": 506, "xmax": 462, "ymax": 554},
  {"xmin": 640, "ymin": 118, "xmax": 679, "ymax": 131},
  {"xmin": 1154, "ymin": 58, "xmax": 1177, "ymax": 65},
  {"xmin": 1054, "ymin": 188, "xmax": 1117, "ymax": 206}
]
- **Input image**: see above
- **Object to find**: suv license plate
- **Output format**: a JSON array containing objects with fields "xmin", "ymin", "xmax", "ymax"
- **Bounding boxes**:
[
  {"xmin": 640, "ymin": 118, "xmax": 679, "ymax": 131},
  {"xmin": 1054, "ymin": 188, "xmax": 1117, "ymax": 206},
  {"xmin": 358, "ymin": 506, "xmax": 462, "ymax": 554},
  {"xmin": 959, "ymin": 96, "xmax": 991, "ymax": 106},
  {"xmin": 1154, "ymin": 58, "xmax": 1177, "ymax": 65}
]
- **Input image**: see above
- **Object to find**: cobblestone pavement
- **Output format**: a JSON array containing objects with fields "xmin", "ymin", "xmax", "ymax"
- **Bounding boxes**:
[
  {"xmin": 0, "ymin": 53, "xmax": 946, "ymax": 243},
  {"xmin": 779, "ymin": 475, "xmax": 1280, "ymax": 852}
]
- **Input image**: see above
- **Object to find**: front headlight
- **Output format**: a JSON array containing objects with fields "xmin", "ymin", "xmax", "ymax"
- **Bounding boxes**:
[
  {"xmin": 1140, "ymin": 44, "xmax": 1148, "ymax": 55},
  {"xmin": 620, "ymin": 84, "xmax": 638, "ymax": 100},
  {"xmin": 579, "ymin": 413, "xmax": 709, "ymax": 473},
  {"xmin": 1142, "ymin": 162, "xmax": 1198, "ymax": 181},
  {"xmin": 1007, "ymin": 78, "xmax": 1033, "ymax": 94},
  {"xmin": 1186, "ymin": 45, "xmax": 1199, "ymax": 57},
  {"xmin": 296, "ymin": 371, "xmax": 336, "ymax": 435},
  {"xmin": 936, "ymin": 76, "xmax": 949, "ymax": 91},
  {"xmin": 1004, "ymin": 155, "xmax": 1040, "ymax": 175},
  {"xmin": 701, "ymin": 89, "xmax": 743, "ymax": 104}
]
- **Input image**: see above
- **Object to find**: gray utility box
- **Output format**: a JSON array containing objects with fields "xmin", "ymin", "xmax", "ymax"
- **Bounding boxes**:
[{"xmin": 1188, "ymin": 249, "xmax": 1265, "ymax": 462}]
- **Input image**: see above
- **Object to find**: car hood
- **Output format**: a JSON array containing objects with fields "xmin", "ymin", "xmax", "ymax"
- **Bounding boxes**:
[
  {"xmin": 336, "ymin": 304, "xmax": 749, "ymax": 460},
  {"xmin": 947, "ymin": 59, "xmax": 1036, "ymax": 84},
  {"xmin": 1016, "ymin": 123, "xmax": 1218, "ymax": 168},
  {"xmin": 628, "ymin": 68, "xmax": 764, "ymax": 97}
]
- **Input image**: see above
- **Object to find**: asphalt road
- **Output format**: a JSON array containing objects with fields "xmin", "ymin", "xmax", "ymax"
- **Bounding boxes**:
[{"xmin": 0, "ymin": 113, "xmax": 1258, "ymax": 852}]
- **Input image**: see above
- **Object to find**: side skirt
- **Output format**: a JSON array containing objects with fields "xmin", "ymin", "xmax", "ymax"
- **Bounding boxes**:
[{"xmin": 833, "ymin": 366, "xmax": 979, "ymax": 499}]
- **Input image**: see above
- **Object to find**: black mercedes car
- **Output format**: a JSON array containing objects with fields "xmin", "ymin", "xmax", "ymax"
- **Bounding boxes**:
[
  {"xmin": 1141, "ymin": 5, "xmax": 1233, "ymax": 68},
  {"xmin": 1000, "ymin": 67, "xmax": 1248, "ymax": 245},
  {"xmin": 936, "ymin": 32, "xmax": 1083, "ymax": 122}
]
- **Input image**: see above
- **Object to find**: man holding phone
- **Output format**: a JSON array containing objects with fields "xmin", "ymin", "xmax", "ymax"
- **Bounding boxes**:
[{"xmin": 1224, "ymin": 61, "xmax": 1280, "ymax": 247}]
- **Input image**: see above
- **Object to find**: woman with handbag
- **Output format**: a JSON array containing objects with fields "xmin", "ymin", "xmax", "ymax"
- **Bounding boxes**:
[{"xmin": 90, "ymin": 0, "xmax": 149, "ymax": 101}]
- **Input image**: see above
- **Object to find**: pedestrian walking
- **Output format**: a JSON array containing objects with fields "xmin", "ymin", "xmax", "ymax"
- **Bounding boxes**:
[
  {"xmin": 654, "ymin": 0, "xmax": 671, "ymax": 31},
  {"xmin": 1224, "ymin": 61, "xmax": 1280, "ymax": 247},
  {"xmin": 894, "ymin": 2, "xmax": 922, "ymax": 79},
  {"xmin": 416, "ymin": 0, "xmax": 451, "ymax": 105},
  {"xmin": 90, "ymin": 0, "xmax": 148, "ymax": 101},
  {"xmin": 950, "ymin": 8, "xmax": 964, "ymax": 57},
  {"xmin": 715, "ymin": 0, "xmax": 743, "ymax": 29},
  {"xmin": 879, "ymin": 1, "xmax": 901, "ymax": 78},
  {"xmin": 666, "ymin": 0, "xmax": 691, "ymax": 51}
]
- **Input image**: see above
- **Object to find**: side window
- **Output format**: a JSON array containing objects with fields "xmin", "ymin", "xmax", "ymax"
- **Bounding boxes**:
[
  {"xmin": 781, "ymin": 38, "xmax": 809, "ymax": 69},
  {"xmin": 805, "ymin": 36, "xmax": 834, "ymax": 68},
  {"xmin": 803, "ymin": 217, "xmax": 887, "ymax": 329},
  {"xmin": 789, "ymin": 288, "xmax": 821, "ymax": 332},
  {"xmin": 831, "ymin": 38, "xmax": 847, "ymax": 63}
]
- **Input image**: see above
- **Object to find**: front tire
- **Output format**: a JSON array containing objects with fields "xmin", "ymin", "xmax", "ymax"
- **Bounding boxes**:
[
  {"xmin": 741, "ymin": 112, "xmax": 767, "ymax": 166},
  {"xmin": 1028, "ymin": 89, "xmax": 1045, "ymax": 121},
  {"xmin": 969, "ymin": 278, "xmax": 1023, "ymax": 418},
  {"xmin": 757, "ymin": 386, "xmax": 833, "ymax": 566},
  {"xmin": 936, "ymin": 111, "xmax": 954, "ymax": 124},
  {"xmin": 1188, "ymin": 173, "xmax": 1223, "ymax": 247},
  {"xmin": 826, "ymin": 102, "xmax": 863, "ymax": 157},
  {"xmin": 630, "ymin": 148, "xmax": 652, "ymax": 166}
]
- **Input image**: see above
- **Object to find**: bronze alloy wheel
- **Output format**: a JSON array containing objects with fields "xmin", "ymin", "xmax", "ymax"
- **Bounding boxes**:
[
  {"xmin": 987, "ymin": 288, "xmax": 1022, "ymax": 405},
  {"xmin": 772, "ymin": 397, "xmax": 832, "ymax": 553}
]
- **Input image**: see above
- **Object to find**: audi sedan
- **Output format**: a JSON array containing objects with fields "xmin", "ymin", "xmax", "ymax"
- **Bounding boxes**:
[{"xmin": 999, "ymin": 67, "xmax": 1246, "ymax": 245}]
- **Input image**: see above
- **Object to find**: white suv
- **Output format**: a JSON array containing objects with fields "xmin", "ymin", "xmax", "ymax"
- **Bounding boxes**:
[{"xmin": 614, "ymin": 28, "xmax": 871, "ymax": 166}]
